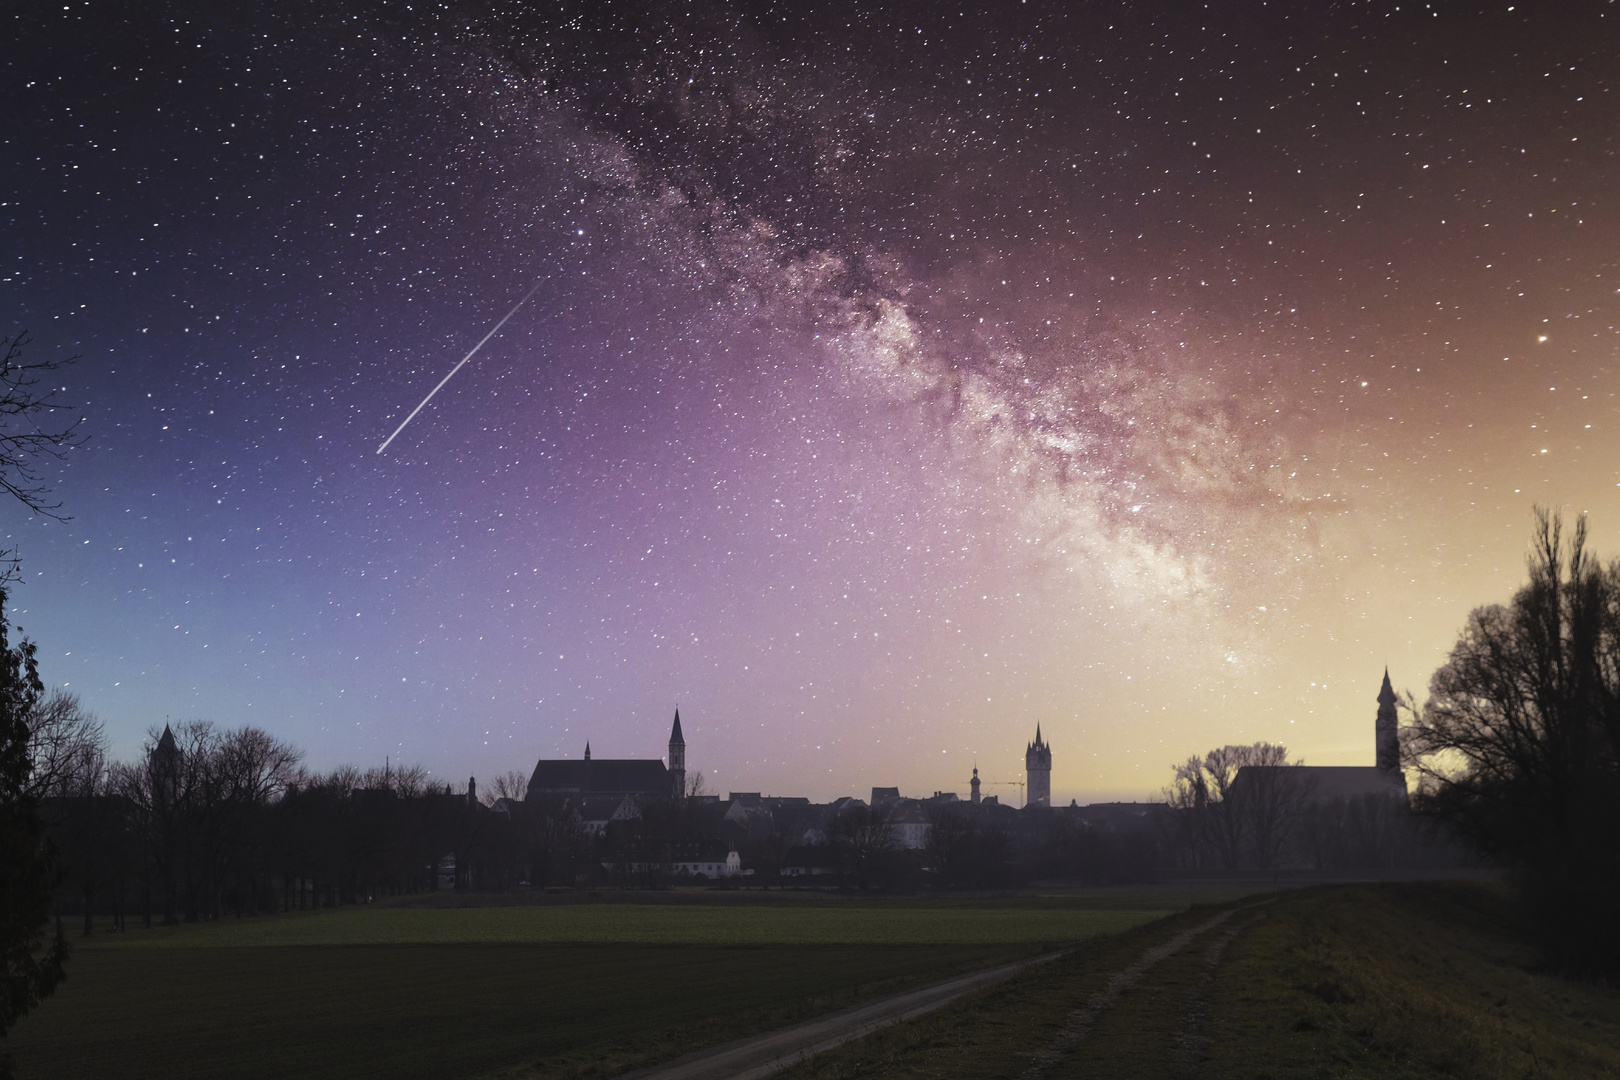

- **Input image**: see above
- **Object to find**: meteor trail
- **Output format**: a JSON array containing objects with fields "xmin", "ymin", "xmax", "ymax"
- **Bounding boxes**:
[{"xmin": 376, "ymin": 280, "xmax": 543, "ymax": 455}]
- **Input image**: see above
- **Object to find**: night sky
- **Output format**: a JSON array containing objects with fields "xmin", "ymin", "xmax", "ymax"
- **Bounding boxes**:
[{"xmin": 4, "ymin": 1, "xmax": 1617, "ymax": 802}]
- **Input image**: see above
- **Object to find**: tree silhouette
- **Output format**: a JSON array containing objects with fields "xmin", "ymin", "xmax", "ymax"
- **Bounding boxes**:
[
  {"xmin": 1407, "ymin": 508, "xmax": 1620, "ymax": 972},
  {"xmin": 0, "ymin": 589, "xmax": 69, "ymax": 1074},
  {"xmin": 1163, "ymin": 742, "xmax": 1307, "ymax": 868},
  {"xmin": 0, "ymin": 332, "xmax": 84, "ymax": 524}
]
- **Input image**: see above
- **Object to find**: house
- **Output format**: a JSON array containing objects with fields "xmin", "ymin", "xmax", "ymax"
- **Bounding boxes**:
[
  {"xmin": 889, "ymin": 799, "xmax": 931, "ymax": 850},
  {"xmin": 668, "ymin": 840, "xmax": 743, "ymax": 879},
  {"xmin": 576, "ymin": 793, "xmax": 643, "ymax": 836}
]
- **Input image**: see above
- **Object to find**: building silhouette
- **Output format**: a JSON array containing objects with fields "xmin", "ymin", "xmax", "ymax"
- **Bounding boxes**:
[
  {"xmin": 1025, "ymin": 725, "xmax": 1052, "ymax": 807},
  {"xmin": 1233, "ymin": 673, "xmax": 1409, "ymax": 804},
  {"xmin": 1376, "ymin": 669, "xmax": 1400, "ymax": 775},
  {"xmin": 668, "ymin": 709, "xmax": 686, "ymax": 799},
  {"xmin": 526, "ymin": 710, "xmax": 686, "ymax": 802}
]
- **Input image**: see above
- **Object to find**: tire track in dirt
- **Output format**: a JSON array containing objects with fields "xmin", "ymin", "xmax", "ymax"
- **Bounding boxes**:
[
  {"xmin": 1019, "ymin": 899, "xmax": 1274, "ymax": 1080},
  {"xmin": 620, "ymin": 948, "xmax": 1071, "ymax": 1080},
  {"xmin": 617, "ymin": 899, "xmax": 1273, "ymax": 1080},
  {"xmin": 1171, "ymin": 910, "xmax": 1270, "ymax": 1078}
]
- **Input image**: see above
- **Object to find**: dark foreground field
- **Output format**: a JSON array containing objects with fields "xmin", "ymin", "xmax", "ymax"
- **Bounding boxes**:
[
  {"xmin": 772, "ymin": 881, "xmax": 1620, "ymax": 1080},
  {"xmin": 5, "ymin": 891, "xmax": 1174, "ymax": 1080},
  {"xmin": 17, "ymin": 883, "xmax": 1611, "ymax": 1080}
]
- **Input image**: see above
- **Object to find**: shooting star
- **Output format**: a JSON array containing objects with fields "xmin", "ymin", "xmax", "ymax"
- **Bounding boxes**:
[{"xmin": 376, "ymin": 279, "xmax": 543, "ymax": 455}]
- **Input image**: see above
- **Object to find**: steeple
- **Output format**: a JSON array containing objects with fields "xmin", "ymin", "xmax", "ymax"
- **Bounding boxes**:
[
  {"xmin": 584, "ymin": 742, "xmax": 591, "ymax": 761},
  {"xmin": 1376, "ymin": 669, "xmax": 1400, "ymax": 774},
  {"xmin": 668, "ymin": 708, "xmax": 687, "ymax": 800},
  {"xmin": 970, "ymin": 766, "xmax": 981, "ymax": 806},
  {"xmin": 151, "ymin": 723, "xmax": 181, "ymax": 812}
]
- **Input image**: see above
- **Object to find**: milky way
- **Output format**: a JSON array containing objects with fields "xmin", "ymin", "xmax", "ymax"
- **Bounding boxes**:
[{"xmin": 4, "ymin": 2, "xmax": 1618, "ymax": 800}]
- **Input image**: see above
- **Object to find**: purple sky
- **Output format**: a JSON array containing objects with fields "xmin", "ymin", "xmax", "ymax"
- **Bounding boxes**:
[{"xmin": 4, "ymin": 2, "xmax": 1618, "ymax": 802}]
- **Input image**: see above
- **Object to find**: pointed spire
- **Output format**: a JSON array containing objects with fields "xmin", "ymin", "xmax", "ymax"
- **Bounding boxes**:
[
  {"xmin": 1378, "ymin": 668, "xmax": 1397, "ymax": 706},
  {"xmin": 584, "ymin": 741, "xmax": 591, "ymax": 761},
  {"xmin": 669, "ymin": 708, "xmax": 685, "ymax": 746},
  {"xmin": 157, "ymin": 723, "xmax": 176, "ymax": 752}
]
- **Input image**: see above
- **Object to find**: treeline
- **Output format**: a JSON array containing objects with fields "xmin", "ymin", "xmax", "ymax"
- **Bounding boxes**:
[
  {"xmin": 36, "ymin": 702, "xmax": 1516, "ymax": 940},
  {"xmin": 32, "ymin": 710, "xmax": 1173, "ymax": 927},
  {"xmin": 35, "ymin": 705, "xmax": 1488, "ymax": 933},
  {"xmin": 36, "ymin": 710, "xmax": 536, "ymax": 929}
]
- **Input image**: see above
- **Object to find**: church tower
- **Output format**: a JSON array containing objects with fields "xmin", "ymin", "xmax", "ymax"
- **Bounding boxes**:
[
  {"xmin": 668, "ymin": 708, "xmax": 686, "ymax": 799},
  {"xmin": 151, "ymin": 723, "xmax": 180, "ymax": 813},
  {"xmin": 970, "ymin": 766, "xmax": 981, "ymax": 806},
  {"xmin": 1025, "ymin": 725, "xmax": 1052, "ymax": 808},
  {"xmin": 1376, "ymin": 670, "xmax": 1399, "ymax": 775}
]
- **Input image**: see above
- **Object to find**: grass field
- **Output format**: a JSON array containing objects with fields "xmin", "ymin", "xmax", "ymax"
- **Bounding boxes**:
[
  {"xmin": 92, "ymin": 903, "xmax": 1168, "ymax": 948},
  {"xmin": 5, "ymin": 892, "xmax": 1181, "ymax": 1080},
  {"xmin": 30, "ymin": 883, "xmax": 1583, "ymax": 1080},
  {"xmin": 768, "ymin": 881, "xmax": 1620, "ymax": 1080}
]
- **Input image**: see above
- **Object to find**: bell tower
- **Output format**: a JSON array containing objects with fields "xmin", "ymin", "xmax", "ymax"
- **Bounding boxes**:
[
  {"xmin": 1024, "ymin": 725, "xmax": 1052, "ymax": 808},
  {"xmin": 668, "ymin": 708, "xmax": 686, "ymax": 799},
  {"xmin": 1376, "ymin": 670, "xmax": 1399, "ymax": 775}
]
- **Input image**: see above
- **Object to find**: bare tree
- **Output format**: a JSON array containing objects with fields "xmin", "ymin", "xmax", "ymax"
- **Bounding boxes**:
[
  {"xmin": 1406, "ymin": 508, "xmax": 1620, "ymax": 971},
  {"xmin": 1161, "ymin": 755, "xmax": 1211, "ymax": 867},
  {"xmin": 360, "ymin": 762, "xmax": 428, "ymax": 798},
  {"xmin": 42, "ymin": 741, "xmax": 130, "ymax": 936},
  {"xmin": 828, "ymin": 802, "xmax": 896, "ymax": 889},
  {"xmin": 685, "ymin": 770, "xmax": 708, "ymax": 799},
  {"xmin": 23, "ymin": 690, "xmax": 105, "ymax": 800},
  {"xmin": 0, "ymin": 331, "xmax": 85, "ymax": 523},
  {"xmin": 482, "ymin": 770, "xmax": 530, "ymax": 806},
  {"xmin": 923, "ymin": 801, "xmax": 975, "ymax": 884},
  {"xmin": 1232, "ymin": 745, "xmax": 1314, "ymax": 868},
  {"xmin": 1164, "ymin": 743, "xmax": 1306, "ymax": 868},
  {"xmin": 115, "ymin": 721, "xmax": 302, "ymax": 923}
]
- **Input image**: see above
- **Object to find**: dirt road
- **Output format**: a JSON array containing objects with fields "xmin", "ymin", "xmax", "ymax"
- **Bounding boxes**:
[
  {"xmin": 621, "ymin": 949, "xmax": 1068, "ymax": 1080},
  {"xmin": 621, "ymin": 903, "xmax": 1271, "ymax": 1080}
]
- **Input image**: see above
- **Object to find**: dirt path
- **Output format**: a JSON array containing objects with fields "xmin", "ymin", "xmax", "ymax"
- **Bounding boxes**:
[
  {"xmin": 1021, "ymin": 899, "xmax": 1274, "ymax": 1080},
  {"xmin": 619, "ymin": 950, "xmax": 1070, "ymax": 1080},
  {"xmin": 1017, "ymin": 909, "xmax": 1239, "ymax": 1080},
  {"xmin": 621, "ymin": 900, "xmax": 1272, "ymax": 1080},
  {"xmin": 1171, "ymin": 910, "xmax": 1269, "ymax": 1078}
]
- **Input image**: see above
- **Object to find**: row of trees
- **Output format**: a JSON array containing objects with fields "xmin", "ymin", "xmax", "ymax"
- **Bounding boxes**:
[
  {"xmin": 31, "ymin": 722, "xmax": 1176, "ymax": 923},
  {"xmin": 28, "ymin": 717, "xmax": 1492, "ymax": 935},
  {"xmin": 37, "ymin": 714, "xmax": 528, "ymax": 927}
]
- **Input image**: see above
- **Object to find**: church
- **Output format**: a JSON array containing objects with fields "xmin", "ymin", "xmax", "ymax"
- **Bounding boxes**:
[
  {"xmin": 526, "ymin": 709, "xmax": 687, "ymax": 802},
  {"xmin": 1231, "ymin": 670, "xmax": 1410, "ymax": 803}
]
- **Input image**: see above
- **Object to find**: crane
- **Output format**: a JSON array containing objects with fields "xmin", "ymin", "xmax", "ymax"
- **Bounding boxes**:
[{"xmin": 979, "ymin": 779, "xmax": 1025, "ymax": 808}]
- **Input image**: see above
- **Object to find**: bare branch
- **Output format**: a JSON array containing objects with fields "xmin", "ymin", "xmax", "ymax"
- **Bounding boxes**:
[{"xmin": 0, "ymin": 331, "xmax": 87, "ymax": 522}]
